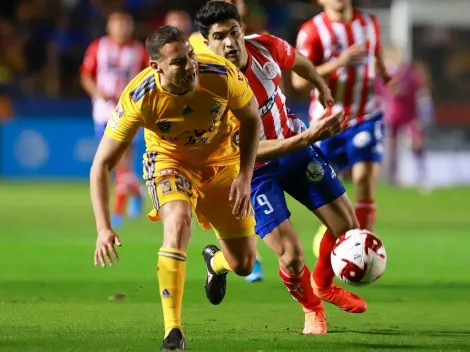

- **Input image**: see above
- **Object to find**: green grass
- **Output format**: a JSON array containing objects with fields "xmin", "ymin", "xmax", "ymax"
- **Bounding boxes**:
[{"xmin": 0, "ymin": 181, "xmax": 470, "ymax": 351}]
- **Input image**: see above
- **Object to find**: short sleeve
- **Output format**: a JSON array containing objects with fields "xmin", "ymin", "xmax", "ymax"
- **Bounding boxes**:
[
  {"xmin": 296, "ymin": 21, "xmax": 324, "ymax": 66},
  {"xmin": 252, "ymin": 34, "xmax": 296, "ymax": 70},
  {"xmin": 104, "ymin": 92, "xmax": 142, "ymax": 142},
  {"xmin": 226, "ymin": 61, "xmax": 254, "ymax": 110},
  {"xmin": 80, "ymin": 40, "xmax": 99, "ymax": 76}
]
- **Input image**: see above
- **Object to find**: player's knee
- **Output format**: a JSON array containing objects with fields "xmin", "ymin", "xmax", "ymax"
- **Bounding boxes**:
[
  {"xmin": 161, "ymin": 210, "xmax": 192, "ymax": 249},
  {"xmin": 230, "ymin": 253, "xmax": 256, "ymax": 277},
  {"xmin": 279, "ymin": 254, "xmax": 304, "ymax": 274}
]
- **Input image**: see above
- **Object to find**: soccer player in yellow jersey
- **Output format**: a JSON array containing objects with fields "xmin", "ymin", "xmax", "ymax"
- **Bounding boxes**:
[
  {"xmin": 90, "ymin": 25, "xmax": 261, "ymax": 350},
  {"xmin": 190, "ymin": 0, "xmax": 267, "ymax": 284}
]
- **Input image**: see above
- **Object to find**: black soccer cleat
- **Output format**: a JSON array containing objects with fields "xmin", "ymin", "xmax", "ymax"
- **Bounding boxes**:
[
  {"xmin": 159, "ymin": 328, "xmax": 185, "ymax": 351},
  {"xmin": 202, "ymin": 244, "xmax": 227, "ymax": 305}
]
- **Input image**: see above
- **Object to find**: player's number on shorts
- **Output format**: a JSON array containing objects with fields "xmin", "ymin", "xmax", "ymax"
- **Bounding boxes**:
[{"xmin": 256, "ymin": 194, "xmax": 274, "ymax": 215}]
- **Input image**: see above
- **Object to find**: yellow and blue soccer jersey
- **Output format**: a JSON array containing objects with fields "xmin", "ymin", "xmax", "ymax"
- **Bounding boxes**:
[
  {"xmin": 189, "ymin": 32, "xmax": 211, "ymax": 53},
  {"xmin": 105, "ymin": 49, "xmax": 253, "ymax": 167}
]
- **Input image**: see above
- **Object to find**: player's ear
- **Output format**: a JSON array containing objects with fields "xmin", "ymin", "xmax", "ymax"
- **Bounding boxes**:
[{"xmin": 149, "ymin": 60, "xmax": 162, "ymax": 73}]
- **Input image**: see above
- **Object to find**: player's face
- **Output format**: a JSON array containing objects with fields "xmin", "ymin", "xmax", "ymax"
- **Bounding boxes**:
[
  {"xmin": 206, "ymin": 19, "xmax": 246, "ymax": 68},
  {"xmin": 153, "ymin": 41, "xmax": 198, "ymax": 94},
  {"xmin": 318, "ymin": 0, "xmax": 351, "ymax": 11},
  {"xmin": 107, "ymin": 13, "xmax": 134, "ymax": 43}
]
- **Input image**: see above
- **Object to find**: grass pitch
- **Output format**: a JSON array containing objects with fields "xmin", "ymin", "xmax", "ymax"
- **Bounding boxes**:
[{"xmin": 0, "ymin": 181, "xmax": 469, "ymax": 351}]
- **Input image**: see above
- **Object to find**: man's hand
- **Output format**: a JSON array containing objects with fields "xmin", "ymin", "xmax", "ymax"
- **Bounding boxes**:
[
  {"xmin": 307, "ymin": 110, "xmax": 347, "ymax": 143},
  {"xmin": 338, "ymin": 44, "xmax": 367, "ymax": 66},
  {"xmin": 317, "ymin": 84, "xmax": 334, "ymax": 108},
  {"xmin": 94, "ymin": 229, "xmax": 122, "ymax": 267},
  {"xmin": 229, "ymin": 173, "xmax": 252, "ymax": 220}
]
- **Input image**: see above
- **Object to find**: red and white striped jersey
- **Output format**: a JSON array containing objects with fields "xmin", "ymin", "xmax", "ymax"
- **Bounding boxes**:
[
  {"xmin": 243, "ymin": 34, "xmax": 306, "ymax": 144},
  {"xmin": 296, "ymin": 10, "xmax": 383, "ymax": 127},
  {"xmin": 81, "ymin": 36, "xmax": 148, "ymax": 123}
]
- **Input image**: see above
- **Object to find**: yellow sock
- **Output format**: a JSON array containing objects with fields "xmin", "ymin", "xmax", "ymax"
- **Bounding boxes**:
[
  {"xmin": 157, "ymin": 247, "xmax": 186, "ymax": 337},
  {"xmin": 210, "ymin": 251, "xmax": 232, "ymax": 274}
]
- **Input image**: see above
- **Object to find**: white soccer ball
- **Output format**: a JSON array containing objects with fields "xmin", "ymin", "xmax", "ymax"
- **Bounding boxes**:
[{"xmin": 331, "ymin": 229, "xmax": 387, "ymax": 285}]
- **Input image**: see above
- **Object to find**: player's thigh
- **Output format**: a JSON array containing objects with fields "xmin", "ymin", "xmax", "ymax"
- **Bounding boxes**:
[
  {"xmin": 281, "ymin": 146, "xmax": 346, "ymax": 215},
  {"xmin": 196, "ymin": 164, "xmax": 256, "ymax": 240},
  {"xmin": 313, "ymin": 193, "xmax": 359, "ymax": 237},
  {"xmin": 143, "ymin": 152, "xmax": 198, "ymax": 222},
  {"xmin": 251, "ymin": 173, "xmax": 291, "ymax": 240},
  {"xmin": 262, "ymin": 219, "xmax": 305, "ymax": 273}
]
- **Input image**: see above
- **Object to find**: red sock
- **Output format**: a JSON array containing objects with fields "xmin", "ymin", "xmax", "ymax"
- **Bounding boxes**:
[
  {"xmin": 355, "ymin": 199, "xmax": 376, "ymax": 231},
  {"xmin": 113, "ymin": 170, "xmax": 127, "ymax": 216},
  {"xmin": 279, "ymin": 265, "xmax": 321, "ymax": 311},
  {"xmin": 313, "ymin": 230, "xmax": 337, "ymax": 288}
]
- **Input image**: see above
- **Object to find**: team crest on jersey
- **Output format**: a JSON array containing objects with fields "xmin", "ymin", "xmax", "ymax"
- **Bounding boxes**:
[
  {"xmin": 160, "ymin": 179, "xmax": 173, "ymax": 194},
  {"xmin": 232, "ymin": 130, "xmax": 240, "ymax": 147},
  {"xmin": 157, "ymin": 119, "xmax": 172, "ymax": 133},
  {"xmin": 262, "ymin": 62, "xmax": 278, "ymax": 80}
]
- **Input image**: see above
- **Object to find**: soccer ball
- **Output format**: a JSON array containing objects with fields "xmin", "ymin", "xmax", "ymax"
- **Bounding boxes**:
[{"xmin": 331, "ymin": 229, "xmax": 387, "ymax": 285}]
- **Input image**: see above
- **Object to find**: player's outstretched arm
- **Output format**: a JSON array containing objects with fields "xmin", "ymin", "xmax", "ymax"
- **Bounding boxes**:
[
  {"xmin": 256, "ymin": 110, "xmax": 346, "ymax": 163},
  {"xmin": 90, "ymin": 135, "xmax": 131, "ymax": 267},
  {"xmin": 291, "ymin": 51, "xmax": 334, "ymax": 108}
]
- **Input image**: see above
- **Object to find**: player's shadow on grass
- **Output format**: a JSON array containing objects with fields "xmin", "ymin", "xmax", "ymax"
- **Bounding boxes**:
[
  {"xmin": 371, "ymin": 282, "xmax": 470, "ymax": 290},
  {"xmin": 330, "ymin": 329, "xmax": 470, "ymax": 336}
]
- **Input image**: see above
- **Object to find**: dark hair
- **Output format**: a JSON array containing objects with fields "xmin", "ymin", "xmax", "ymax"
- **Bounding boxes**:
[
  {"xmin": 145, "ymin": 25, "xmax": 184, "ymax": 60},
  {"xmin": 195, "ymin": 1, "xmax": 241, "ymax": 39}
]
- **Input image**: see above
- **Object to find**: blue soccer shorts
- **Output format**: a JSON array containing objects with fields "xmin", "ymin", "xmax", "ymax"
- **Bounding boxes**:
[
  {"xmin": 317, "ymin": 113, "xmax": 385, "ymax": 172},
  {"xmin": 251, "ymin": 145, "xmax": 346, "ymax": 238}
]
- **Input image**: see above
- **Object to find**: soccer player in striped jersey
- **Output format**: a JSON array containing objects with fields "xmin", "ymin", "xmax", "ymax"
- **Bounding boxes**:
[
  {"xmin": 90, "ymin": 25, "xmax": 262, "ymax": 350},
  {"xmin": 293, "ymin": 0, "xmax": 392, "ymax": 261},
  {"xmin": 195, "ymin": 1, "xmax": 366, "ymax": 334},
  {"xmin": 81, "ymin": 12, "xmax": 148, "ymax": 227}
]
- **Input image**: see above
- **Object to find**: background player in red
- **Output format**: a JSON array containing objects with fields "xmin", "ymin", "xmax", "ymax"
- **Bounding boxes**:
[
  {"xmin": 376, "ymin": 45, "xmax": 433, "ymax": 188},
  {"xmin": 81, "ymin": 11, "xmax": 148, "ymax": 227},
  {"xmin": 292, "ymin": 0, "xmax": 392, "ymax": 258}
]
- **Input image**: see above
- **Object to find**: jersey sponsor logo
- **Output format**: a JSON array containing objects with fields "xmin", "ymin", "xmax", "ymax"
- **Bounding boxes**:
[
  {"xmin": 283, "ymin": 39, "xmax": 293, "ymax": 57},
  {"xmin": 259, "ymin": 90, "xmax": 277, "ymax": 116},
  {"xmin": 157, "ymin": 120, "xmax": 172, "ymax": 133},
  {"xmin": 262, "ymin": 61, "xmax": 278, "ymax": 80},
  {"xmin": 159, "ymin": 169, "xmax": 180, "ymax": 176},
  {"xmin": 305, "ymin": 161, "xmax": 325, "ymax": 182}
]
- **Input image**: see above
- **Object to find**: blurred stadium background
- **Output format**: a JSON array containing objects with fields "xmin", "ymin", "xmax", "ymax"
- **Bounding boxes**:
[
  {"xmin": 1, "ymin": 0, "xmax": 470, "ymax": 351},
  {"xmin": 1, "ymin": 0, "xmax": 470, "ymax": 185}
]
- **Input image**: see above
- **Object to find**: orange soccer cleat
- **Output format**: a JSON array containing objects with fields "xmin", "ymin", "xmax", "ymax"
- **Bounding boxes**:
[
  {"xmin": 302, "ymin": 304, "xmax": 327, "ymax": 335},
  {"xmin": 311, "ymin": 278, "xmax": 367, "ymax": 314}
]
